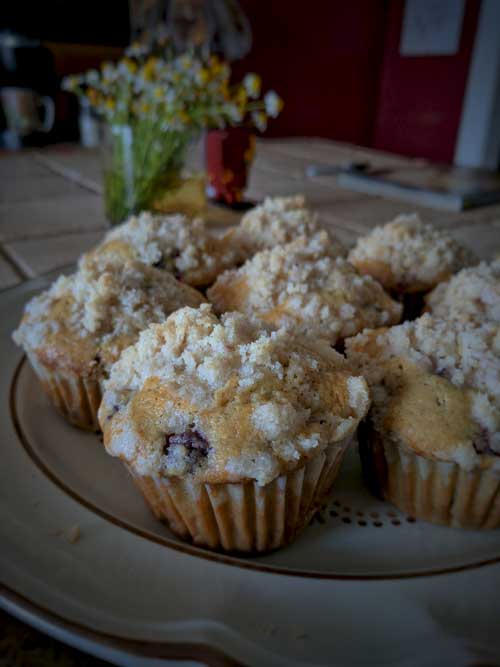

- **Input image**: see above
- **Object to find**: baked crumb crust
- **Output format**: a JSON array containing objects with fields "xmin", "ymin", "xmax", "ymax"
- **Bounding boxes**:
[
  {"xmin": 346, "ymin": 314, "xmax": 500, "ymax": 467},
  {"xmin": 82, "ymin": 211, "xmax": 239, "ymax": 287},
  {"xmin": 13, "ymin": 260, "xmax": 206, "ymax": 375},
  {"xmin": 348, "ymin": 213, "xmax": 475, "ymax": 293},
  {"xmin": 208, "ymin": 234, "xmax": 402, "ymax": 345},
  {"xmin": 223, "ymin": 195, "xmax": 346, "ymax": 262},
  {"xmin": 425, "ymin": 259, "xmax": 500, "ymax": 324},
  {"xmin": 99, "ymin": 304, "xmax": 370, "ymax": 485}
]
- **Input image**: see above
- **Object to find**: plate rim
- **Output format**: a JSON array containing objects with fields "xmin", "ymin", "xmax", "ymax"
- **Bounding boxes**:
[
  {"xmin": 11, "ymin": 354, "xmax": 500, "ymax": 581},
  {"xmin": 0, "ymin": 582, "xmax": 245, "ymax": 667}
]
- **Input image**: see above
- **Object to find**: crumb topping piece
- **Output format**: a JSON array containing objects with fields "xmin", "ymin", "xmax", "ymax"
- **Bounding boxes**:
[
  {"xmin": 81, "ymin": 211, "xmax": 238, "ymax": 287},
  {"xmin": 208, "ymin": 234, "xmax": 402, "ymax": 345},
  {"xmin": 425, "ymin": 259, "xmax": 500, "ymax": 324},
  {"xmin": 13, "ymin": 261, "xmax": 206, "ymax": 374},
  {"xmin": 224, "ymin": 195, "xmax": 346, "ymax": 261},
  {"xmin": 348, "ymin": 213, "xmax": 475, "ymax": 293},
  {"xmin": 346, "ymin": 314, "xmax": 500, "ymax": 466},
  {"xmin": 99, "ymin": 304, "xmax": 370, "ymax": 485}
]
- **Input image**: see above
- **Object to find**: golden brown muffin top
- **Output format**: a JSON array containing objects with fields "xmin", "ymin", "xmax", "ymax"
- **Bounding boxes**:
[
  {"xmin": 13, "ymin": 261, "xmax": 205, "ymax": 376},
  {"xmin": 348, "ymin": 214, "xmax": 475, "ymax": 294},
  {"xmin": 99, "ymin": 304, "xmax": 370, "ymax": 485},
  {"xmin": 208, "ymin": 234, "xmax": 402, "ymax": 346},
  {"xmin": 81, "ymin": 211, "xmax": 239, "ymax": 287},
  {"xmin": 425, "ymin": 259, "xmax": 500, "ymax": 324},
  {"xmin": 346, "ymin": 314, "xmax": 500, "ymax": 468}
]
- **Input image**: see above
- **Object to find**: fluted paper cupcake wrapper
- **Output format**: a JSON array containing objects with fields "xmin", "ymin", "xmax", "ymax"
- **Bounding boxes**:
[
  {"xmin": 27, "ymin": 351, "xmax": 101, "ymax": 431},
  {"xmin": 127, "ymin": 438, "xmax": 351, "ymax": 553},
  {"xmin": 360, "ymin": 431, "xmax": 500, "ymax": 529}
]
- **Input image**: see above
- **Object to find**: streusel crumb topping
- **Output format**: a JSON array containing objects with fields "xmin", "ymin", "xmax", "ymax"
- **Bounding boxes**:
[
  {"xmin": 99, "ymin": 304, "xmax": 370, "ymax": 485},
  {"xmin": 346, "ymin": 314, "xmax": 500, "ymax": 466},
  {"xmin": 425, "ymin": 260, "xmax": 500, "ymax": 324},
  {"xmin": 227, "ymin": 195, "xmax": 346, "ymax": 259},
  {"xmin": 208, "ymin": 235, "xmax": 402, "ymax": 345},
  {"xmin": 13, "ymin": 261, "xmax": 205, "ymax": 373},
  {"xmin": 81, "ymin": 211, "xmax": 238, "ymax": 287},
  {"xmin": 348, "ymin": 214, "xmax": 475, "ymax": 293}
]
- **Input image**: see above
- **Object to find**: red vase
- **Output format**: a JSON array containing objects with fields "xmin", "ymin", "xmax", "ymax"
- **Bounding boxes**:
[{"xmin": 205, "ymin": 127, "xmax": 255, "ymax": 205}]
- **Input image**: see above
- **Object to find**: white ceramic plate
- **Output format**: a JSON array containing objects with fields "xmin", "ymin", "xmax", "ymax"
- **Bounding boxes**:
[{"xmin": 2, "ymin": 271, "xmax": 500, "ymax": 667}]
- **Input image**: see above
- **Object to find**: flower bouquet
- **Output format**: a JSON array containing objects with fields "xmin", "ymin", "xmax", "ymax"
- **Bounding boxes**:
[{"xmin": 63, "ymin": 46, "xmax": 283, "ymax": 223}]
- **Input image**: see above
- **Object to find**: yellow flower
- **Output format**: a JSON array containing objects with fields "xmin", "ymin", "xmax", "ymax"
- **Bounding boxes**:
[
  {"xmin": 252, "ymin": 111, "xmax": 267, "ymax": 132},
  {"xmin": 196, "ymin": 68, "xmax": 210, "ymax": 85},
  {"xmin": 153, "ymin": 86, "xmax": 164, "ymax": 99},
  {"xmin": 105, "ymin": 98, "xmax": 115, "ymax": 111},
  {"xmin": 179, "ymin": 54, "xmax": 192, "ymax": 70},
  {"xmin": 142, "ymin": 57, "xmax": 158, "ymax": 82},
  {"xmin": 234, "ymin": 86, "xmax": 248, "ymax": 109},
  {"xmin": 178, "ymin": 110, "xmax": 191, "ymax": 124},
  {"xmin": 243, "ymin": 73, "xmax": 261, "ymax": 99},
  {"xmin": 209, "ymin": 54, "xmax": 225, "ymax": 77},
  {"xmin": 121, "ymin": 58, "xmax": 138, "ymax": 75},
  {"xmin": 209, "ymin": 55, "xmax": 221, "ymax": 69},
  {"xmin": 140, "ymin": 102, "xmax": 151, "ymax": 114},
  {"xmin": 61, "ymin": 75, "xmax": 79, "ymax": 92}
]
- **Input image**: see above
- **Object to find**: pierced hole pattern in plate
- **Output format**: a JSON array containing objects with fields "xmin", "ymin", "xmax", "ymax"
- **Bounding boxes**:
[{"xmin": 312, "ymin": 499, "xmax": 415, "ymax": 529}]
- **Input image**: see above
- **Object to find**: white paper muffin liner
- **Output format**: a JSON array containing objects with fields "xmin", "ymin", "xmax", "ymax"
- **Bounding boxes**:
[
  {"xmin": 26, "ymin": 351, "xmax": 101, "ymax": 431},
  {"xmin": 360, "ymin": 426, "xmax": 500, "ymax": 529},
  {"xmin": 127, "ymin": 436, "xmax": 352, "ymax": 553}
]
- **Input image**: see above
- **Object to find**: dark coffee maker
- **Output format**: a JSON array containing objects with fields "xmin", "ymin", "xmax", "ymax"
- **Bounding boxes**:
[{"xmin": 0, "ymin": 30, "xmax": 57, "ymax": 149}]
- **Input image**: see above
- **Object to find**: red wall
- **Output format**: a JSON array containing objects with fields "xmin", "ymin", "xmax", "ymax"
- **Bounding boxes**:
[
  {"xmin": 234, "ymin": 1, "xmax": 388, "ymax": 145},
  {"xmin": 372, "ymin": 0, "xmax": 481, "ymax": 163}
]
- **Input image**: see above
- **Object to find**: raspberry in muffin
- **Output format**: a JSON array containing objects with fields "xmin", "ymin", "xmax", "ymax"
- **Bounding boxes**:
[
  {"xmin": 208, "ymin": 234, "xmax": 402, "ymax": 348},
  {"xmin": 425, "ymin": 259, "xmax": 500, "ymax": 325},
  {"xmin": 348, "ymin": 214, "xmax": 476, "ymax": 319},
  {"xmin": 13, "ymin": 261, "xmax": 205, "ymax": 430},
  {"xmin": 99, "ymin": 304, "xmax": 370, "ymax": 552},
  {"xmin": 346, "ymin": 314, "xmax": 500, "ymax": 528},
  {"xmin": 82, "ymin": 211, "xmax": 239, "ymax": 288}
]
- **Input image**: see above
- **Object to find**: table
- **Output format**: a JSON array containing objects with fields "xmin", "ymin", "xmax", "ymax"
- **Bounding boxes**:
[
  {"xmin": 1, "ymin": 138, "xmax": 500, "ymax": 291},
  {"xmin": 1, "ymin": 138, "xmax": 499, "ymax": 666}
]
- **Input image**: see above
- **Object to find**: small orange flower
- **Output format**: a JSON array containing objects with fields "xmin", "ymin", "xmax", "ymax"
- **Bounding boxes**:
[
  {"xmin": 244, "ymin": 135, "xmax": 256, "ymax": 163},
  {"xmin": 221, "ymin": 169, "xmax": 234, "ymax": 185}
]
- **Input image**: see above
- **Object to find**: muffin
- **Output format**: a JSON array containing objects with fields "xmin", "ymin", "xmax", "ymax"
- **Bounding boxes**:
[
  {"xmin": 346, "ymin": 315, "xmax": 500, "ymax": 529},
  {"xmin": 98, "ymin": 304, "xmax": 370, "ymax": 552},
  {"xmin": 425, "ymin": 259, "xmax": 500, "ymax": 324},
  {"xmin": 223, "ymin": 195, "xmax": 346, "ymax": 264},
  {"xmin": 348, "ymin": 214, "xmax": 476, "ymax": 319},
  {"xmin": 208, "ymin": 234, "xmax": 402, "ymax": 349},
  {"xmin": 13, "ymin": 261, "xmax": 205, "ymax": 430},
  {"xmin": 82, "ymin": 211, "xmax": 238, "ymax": 288}
]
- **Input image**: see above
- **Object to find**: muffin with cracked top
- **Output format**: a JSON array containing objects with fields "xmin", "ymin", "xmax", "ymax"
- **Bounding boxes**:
[
  {"xmin": 13, "ymin": 261, "xmax": 205, "ymax": 430},
  {"xmin": 208, "ymin": 234, "xmax": 402, "ymax": 349},
  {"xmin": 99, "ymin": 304, "xmax": 370, "ymax": 552},
  {"xmin": 82, "ymin": 211, "xmax": 239, "ymax": 288},
  {"xmin": 348, "ymin": 214, "xmax": 476, "ymax": 319},
  {"xmin": 346, "ymin": 314, "xmax": 500, "ymax": 528}
]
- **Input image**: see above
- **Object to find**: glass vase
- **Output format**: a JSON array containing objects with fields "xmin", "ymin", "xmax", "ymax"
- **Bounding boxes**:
[{"xmin": 101, "ymin": 122, "xmax": 196, "ymax": 225}]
